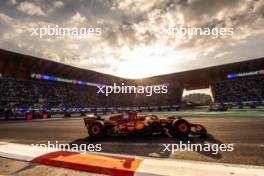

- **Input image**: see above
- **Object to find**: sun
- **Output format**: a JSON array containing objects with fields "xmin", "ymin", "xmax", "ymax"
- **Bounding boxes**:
[
  {"xmin": 116, "ymin": 59, "xmax": 166, "ymax": 79},
  {"xmin": 114, "ymin": 45, "xmax": 171, "ymax": 79},
  {"xmin": 114, "ymin": 45, "xmax": 188, "ymax": 79}
]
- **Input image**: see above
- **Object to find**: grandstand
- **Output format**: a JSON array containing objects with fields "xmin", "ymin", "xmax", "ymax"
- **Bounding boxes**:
[
  {"xmin": 212, "ymin": 75, "xmax": 264, "ymax": 104},
  {"xmin": 0, "ymin": 49, "xmax": 264, "ymax": 118}
]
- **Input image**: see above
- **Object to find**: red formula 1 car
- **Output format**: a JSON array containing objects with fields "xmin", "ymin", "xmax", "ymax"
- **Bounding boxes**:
[{"xmin": 83, "ymin": 112, "xmax": 207, "ymax": 139}]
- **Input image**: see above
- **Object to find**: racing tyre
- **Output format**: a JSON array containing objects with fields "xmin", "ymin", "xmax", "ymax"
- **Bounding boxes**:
[
  {"xmin": 170, "ymin": 119, "xmax": 191, "ymax": 138},
  {"xmin": 88, "ymin": 121, "xmax": 105, "ymax": 138}
]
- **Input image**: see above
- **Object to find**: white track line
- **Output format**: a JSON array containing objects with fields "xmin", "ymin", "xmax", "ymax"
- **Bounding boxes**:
[
  {"xmin": 0, "ymin": 141, "xmax": 264, "ymax": 176},
  {"xmin": 0, "ymin": 142, "xmax": 55, "ymax": 161},
  {"xmin": 99, "ymin": 142, "xmax": 264, "ymax": 147},
  {"xmin": 135, "ymin": 158, "xmax": 264, "ymax": 176}
]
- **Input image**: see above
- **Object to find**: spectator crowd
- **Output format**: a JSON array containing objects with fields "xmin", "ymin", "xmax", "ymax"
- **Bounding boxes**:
[
  {"xmin": 212, "ymin": 76, "xmax": 264, "ymax": 103},
  {"xmin": 0, "ymin": 77, "xmax": 182, "ymax": 110}
]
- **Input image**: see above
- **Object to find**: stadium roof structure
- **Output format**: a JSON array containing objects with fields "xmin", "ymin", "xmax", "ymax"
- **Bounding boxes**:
[
  {"xmin": 147, "ymin": 57, "xmax": 264, "ymax": 90},
  {"xmin": 0, "ymin": 49, "xmax": 264, "ymax": 89},
  {"xmin": 0, "ymin": 49, "xmax": 124, "ymax": 85}
]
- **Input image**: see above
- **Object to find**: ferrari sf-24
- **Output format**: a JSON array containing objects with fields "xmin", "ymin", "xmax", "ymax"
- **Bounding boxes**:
[{"xmin": 83, "ymin": 112, "xmax": 207, "ymax": 138}]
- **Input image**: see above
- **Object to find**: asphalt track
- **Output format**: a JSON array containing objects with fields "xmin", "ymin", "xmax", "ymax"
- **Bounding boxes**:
[{"xmin": 0, "ymin": 116, "xmax": 264, "ymax": 166}]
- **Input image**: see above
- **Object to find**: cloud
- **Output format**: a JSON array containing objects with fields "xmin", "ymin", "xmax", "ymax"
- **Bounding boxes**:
[
  {"xmin": 17, "ymin": 2, "xmax": 47, "ymax": 16},
  {"xmin": 67, "ymin": 12, "xmax": 87, "ymax": 25},
  {"xmin": 0, "ymin": 13, "xmax": 13, "ymax": 24},
  {"xmin": 53, "ymin": 1, "xmax": 64, "ymax": 8},
  {"xmin": 0, "ymin": 0, "xmax": 264, "ymax": 78},
  {"xmin": 8, "ymin": 0, "xmax": 17, "ymax": 5}
]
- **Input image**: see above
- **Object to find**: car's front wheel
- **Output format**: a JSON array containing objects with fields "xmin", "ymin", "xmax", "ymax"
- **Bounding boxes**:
[{"xmin": 170, "ymin": 119, "xmax": 191, "ymax": 138}]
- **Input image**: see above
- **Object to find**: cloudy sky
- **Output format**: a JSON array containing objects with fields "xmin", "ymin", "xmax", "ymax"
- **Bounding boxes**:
[{"xmin": 0, "ymin": 0, "xmax": 264, "ymax": 78}]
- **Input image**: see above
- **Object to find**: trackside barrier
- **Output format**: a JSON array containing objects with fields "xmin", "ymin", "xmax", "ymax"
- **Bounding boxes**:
[
  {"xmin": 41, "ymin": 113, "xmax": 49, "ymax": 119},
  {"xmin": 25, "ymin": 113, "xmax": 32, "ymax": 120},
  {"xmin": 0, "ymin": 142, "xmax": 264, "ymax": 176}
]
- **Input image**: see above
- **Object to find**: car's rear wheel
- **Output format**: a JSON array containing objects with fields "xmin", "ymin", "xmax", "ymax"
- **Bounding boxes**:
[
  {"xmin": 170, "ymin": 119, "xmax": 191, "ymax": 138},
  {"xmin": 88, "ymin": 121, "xmax": 105, "ymax": 138}
]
